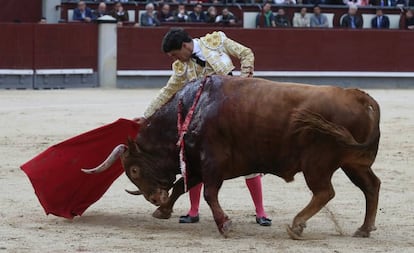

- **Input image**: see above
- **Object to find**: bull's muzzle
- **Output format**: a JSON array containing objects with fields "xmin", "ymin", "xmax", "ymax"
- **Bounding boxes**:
[{"xmin": 147, "ymin": 189, "xmax": 169, "ymax": 206}]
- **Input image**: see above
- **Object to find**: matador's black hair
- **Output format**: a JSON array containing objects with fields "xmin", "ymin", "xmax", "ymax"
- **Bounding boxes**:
[{"xmin": 161, "ymin": 28, "xmax": 192, "ymax": 53}]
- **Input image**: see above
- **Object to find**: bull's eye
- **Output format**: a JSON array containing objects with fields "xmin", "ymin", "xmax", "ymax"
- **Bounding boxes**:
[{"xmin": 130, "ymin": 166, "xmax": 139, "ymax": 178}]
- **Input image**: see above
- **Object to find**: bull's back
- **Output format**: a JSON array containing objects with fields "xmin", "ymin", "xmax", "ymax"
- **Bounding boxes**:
[{"xmin": 205, "ymin": 76, "xmax": 378, "ymax": 153}]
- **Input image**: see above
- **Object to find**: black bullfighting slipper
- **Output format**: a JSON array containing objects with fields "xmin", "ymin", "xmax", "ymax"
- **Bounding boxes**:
[
  {"xmin": 179, "ymin": 214, "xmax": 200, "ymax": 224},
  {"xmin": 256, "ymin": 217, "xmax": 272, "ymax": 226}
]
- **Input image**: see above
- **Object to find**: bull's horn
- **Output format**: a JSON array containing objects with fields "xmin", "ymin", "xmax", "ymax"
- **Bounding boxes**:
[
  {"xmin": 81, "ymin": 144, "xmax": 127, "ymax": 174},
  {"xmin": 125, "ymin": 189, "xmax": 142, "ymax": 195}
]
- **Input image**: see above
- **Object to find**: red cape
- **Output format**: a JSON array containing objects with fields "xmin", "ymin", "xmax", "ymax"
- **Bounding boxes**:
[{"xmin": 21, "ymin": 118, "xmax": 140, "ymax": 219}]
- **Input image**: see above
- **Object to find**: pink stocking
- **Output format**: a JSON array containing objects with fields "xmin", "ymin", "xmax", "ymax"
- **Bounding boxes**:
[
  {"xmin": 187, "ymin": 183, "xmax": 203, "ymax": 216},
  {"xmin": 245, "ymin": 175, "xmax": 267, "ymax": 218}
]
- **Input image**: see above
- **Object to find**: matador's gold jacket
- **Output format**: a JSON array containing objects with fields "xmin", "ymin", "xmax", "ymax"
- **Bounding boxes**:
[{"xmin": 143, "ymin": 31, "xmax": 254, "ymax": 118}]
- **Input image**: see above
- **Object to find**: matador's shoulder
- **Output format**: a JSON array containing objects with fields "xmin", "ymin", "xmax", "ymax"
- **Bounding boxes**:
[
  {"xmin": 200, "ymin": 31, "xmax": 226, "ymax": 50},
  {"xmin": 172, "ymin": 60, "xmax": 186, "ymax": 76}
]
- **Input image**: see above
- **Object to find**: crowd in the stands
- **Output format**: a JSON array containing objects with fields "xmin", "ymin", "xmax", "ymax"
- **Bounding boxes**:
[{"xmin": 69, "ymin": 0, "xmax": 414, "ymax": 29}]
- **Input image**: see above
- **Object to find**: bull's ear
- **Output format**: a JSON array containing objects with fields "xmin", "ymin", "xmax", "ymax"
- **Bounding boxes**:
[{"xmin": 127, "ymin": 137, "xmax": 140, "ymax": 155}]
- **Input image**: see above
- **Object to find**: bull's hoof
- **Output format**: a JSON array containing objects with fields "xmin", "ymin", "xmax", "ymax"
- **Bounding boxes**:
[
  {"xmin": 152, "ymin": 207, "xmax": 172, "ymax": 219},
  {"xmin": 353, "ymin": 228, "xmax": 371, "ymax": 238},
  {"xmin": 219, "ymin": 219, "xmax": 233, "ymax": 238},
  {"xmin": 353, "ymin": 225, "xmax": 377, "ymax": 238},
  {"xmin": 286, "ymin": 223, "xmax": 306, "ymax": 240},
  {"xmin": 286, "ymin": 224, "xmax": 325, "ymax": 240},
  {"xmin": 286, "ymin": 225, "xmax": 303, "ymax": 240}
]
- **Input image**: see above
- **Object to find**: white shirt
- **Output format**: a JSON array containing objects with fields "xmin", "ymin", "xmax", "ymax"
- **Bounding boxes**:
[{"xmin": 192, "ymin": 39, "xmax": 206, "ymax": 61}]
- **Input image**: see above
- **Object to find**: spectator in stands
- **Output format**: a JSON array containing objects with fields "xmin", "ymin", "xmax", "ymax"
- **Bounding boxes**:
[
  {"xmin": 361, "ymin": 0, "xmax": 370, "ymax": 6},
  {"xmin": 396, "ymin": 0, "xmax": 414, "ymax": 6},
  {"xmin": 216, "ymin": 8, "xmax": 237, "ymax": 25},
  {"xmin": 310, "ymin": 5, "xmax": 329, "ymax": 28},
  {"xmin": 274, "ymin": 0, "xmax": 297, "ymax": 4},
  {"xmin": 73, "ymin": 1, "xmax": 94, "ymax": 23},
  {"xmin": 371, "ymin": 8, "xmax": 390, "ymax": 29},
  {"xmin": 402, "ymin": 9, "xmax": 414, "ymax": 30},
  {"xmin": 369, "ymin": 0, "xmax": 396, "ymax": 6},
  {"xmin": 39, "ymin": 17, "xmax": 47, "ymax": 24},
  {"xmin": 189, "ymin": 4, "xmax": 206, "ymax": 22},
  {"xmin": 274, "ymin": 8, "xmax": 291, "ymax": 27},
  {"xmin": 141, "ymin": 3, "xmax": 161, "ymax": 26},
  {"xmin": 301, "ymin": 0, "xmax": 333, "ymax": 3},
  {"xmin": 174, "ymin": 4, "xmax": 189, "ymax": 22},
  {"xmin": 94, "ymin": 2, "xmax": 108, "ymax": 19},
  {"xmin": 111, "ymin": 2, "xmax": 129, "ymax": 25},
  {"xmin": 159, "ymin": 3, "xmax": 175, "ymax": 23},
  {"xmin": 256, "ymin": 3, "xmax": 276, "ymax": 28},
  {"xmin": 310, "ymin": 5, "xmax": 329, "ymax": 27},
  {"xmin": 206, "ymin": 6, "xmax": 218, "ymax": 23},
  {"xmin": 343, "ymin": 0, "xmax": 369, "ymax": 6},
  {"xmin": 341, "ymin": 5, "xmax": 363, "ymax": 28},
  {"xmin": 293, "ymin": 7, "xmax": 310, "ymax": 27}
]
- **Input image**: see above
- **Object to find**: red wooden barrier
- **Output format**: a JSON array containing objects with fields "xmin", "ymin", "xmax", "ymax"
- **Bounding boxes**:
[
  {"xmin": 118, "ymin": 28, "xmax": 171, "ymax": 70},
  {"xmin": 1, "ymin": 24, "xmax": 412, "ymax": 73},
  {"xmin": 0, "ymin": 0, "xmax": 42, "ymax": 23},
  {"xmin": 0, "ymin": 24, "xmax": 98, "ymax": 70},
  {"xmin": 226, "ymin": 28, "xmax": 412, "ymax": 72},
  {"xmin": 34, "ymin": 24, "xmax": 98, "ymax": 70},
  {"xmin": 117, "ymin": 27, "xmax": 414, "ymax": 72},
  {"xmin": 0, "ymin": 24, "xmax": 34, "ymax": 69}
]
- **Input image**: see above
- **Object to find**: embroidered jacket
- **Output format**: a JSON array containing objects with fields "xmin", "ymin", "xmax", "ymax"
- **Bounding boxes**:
[{"xmin": 143, "ymin": 31, "xmax": 254, "ymax": 118}]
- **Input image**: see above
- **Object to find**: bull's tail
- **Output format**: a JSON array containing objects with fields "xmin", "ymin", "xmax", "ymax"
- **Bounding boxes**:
[{"xmin": 292, "ymin": 106, "xmax": 380, "ymax": 150}]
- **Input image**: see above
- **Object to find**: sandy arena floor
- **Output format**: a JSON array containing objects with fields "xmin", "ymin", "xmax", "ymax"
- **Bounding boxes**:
[{"xmin": 0, "ymin": 88, "xmax": 413, "ymax": 252}]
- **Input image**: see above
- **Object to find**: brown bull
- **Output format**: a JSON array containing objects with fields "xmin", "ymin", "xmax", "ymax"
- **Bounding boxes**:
[{"xmin": 83, "ymin": 75, "xmax": 381, "ymax": 239}]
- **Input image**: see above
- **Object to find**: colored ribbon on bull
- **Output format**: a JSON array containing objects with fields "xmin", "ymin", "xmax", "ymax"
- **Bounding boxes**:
[{"xmin": 177, "ymin": 77, "xmax": 208, "ymax": 192}]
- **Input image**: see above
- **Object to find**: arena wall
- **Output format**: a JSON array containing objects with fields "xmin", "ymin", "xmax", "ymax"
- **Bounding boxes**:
[
  {"xmin": 0, "ymin": 0, "xmax": 42, "ymax": 23},
  {"xmin": 117, "ymin": 27, "xmax": 413, "ymax": 72},
  {"xmin": 1, "ymin": 23, "xmax": 413, "ymax": 89},
  {"xmin": 0, "ymin": 24, "xmax": 98, "ymax": 89}
]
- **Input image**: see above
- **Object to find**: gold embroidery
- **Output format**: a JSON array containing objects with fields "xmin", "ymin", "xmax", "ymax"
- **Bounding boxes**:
[
  {"xmin": 172, "ymin": 60, "xmax": 186, "ymax": 76},
  {"xmin": 201, "ymin": 31, "xmax": 224, "ymax": 50}
]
